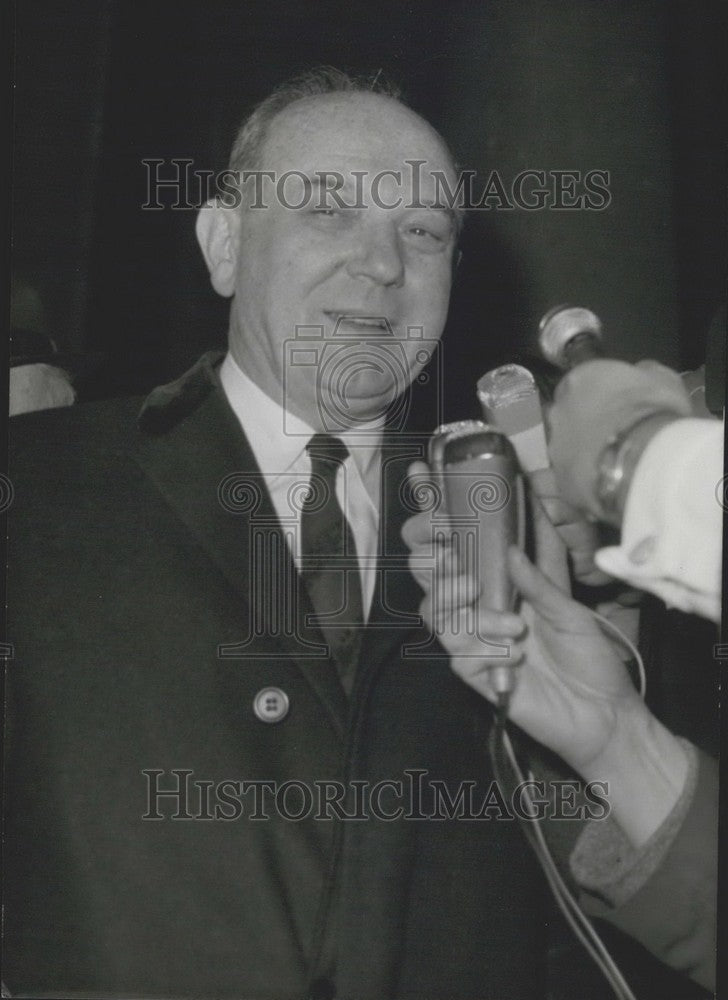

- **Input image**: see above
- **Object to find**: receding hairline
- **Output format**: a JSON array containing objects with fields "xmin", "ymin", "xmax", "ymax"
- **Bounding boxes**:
[
  {"xmin": 229, "ymin": 69, "xmax": 457, "ymax": 167},
  {"xmin": 255, "ymin": 91, "xmax": 455, "ymax": 171},
  {"xmin": 277, "ymin": 88, "xmax": 441, "ymax": 128}
]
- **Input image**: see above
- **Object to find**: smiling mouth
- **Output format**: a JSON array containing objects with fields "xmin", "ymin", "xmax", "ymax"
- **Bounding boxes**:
[{"xmin": 326, "ymin": 313, "xmax": 394, "ymax": 335}]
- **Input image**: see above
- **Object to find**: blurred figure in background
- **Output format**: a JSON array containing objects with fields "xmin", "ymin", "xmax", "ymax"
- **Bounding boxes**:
[
  {"xmin": 9, "ymin": 329, "xmax": 76, "ymax": 416},
  {"xmin": 10, "ymin": 274, "xmax": 103, "ymax": 416}
]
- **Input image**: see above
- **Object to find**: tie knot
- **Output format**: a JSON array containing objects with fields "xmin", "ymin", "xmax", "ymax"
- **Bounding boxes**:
[{"xmin": 307, "ymin": 433, "xmax": 349, "ymax": 474}]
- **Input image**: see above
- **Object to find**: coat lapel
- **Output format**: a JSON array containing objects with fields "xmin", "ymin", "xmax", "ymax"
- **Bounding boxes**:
[{"xmin": 134, "ymin": 352, "xmax": 348, "ymax": 730}]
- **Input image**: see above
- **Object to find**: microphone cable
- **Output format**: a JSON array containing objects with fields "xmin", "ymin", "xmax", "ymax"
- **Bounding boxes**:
[{"xmin": 487, "ymin": 611, "xmax": 645, "ymax": 1000}]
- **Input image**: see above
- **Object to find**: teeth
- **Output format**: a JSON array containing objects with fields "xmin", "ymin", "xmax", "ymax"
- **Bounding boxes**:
[{"xmin": 336, "ymin": 315, "xmax": 386, "ymax": 327}]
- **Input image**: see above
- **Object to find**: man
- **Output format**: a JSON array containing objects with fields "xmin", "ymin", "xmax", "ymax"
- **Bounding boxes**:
[
  {"xmin": 4, "ymin": 68, "xmax": 531, "ymax": 1000},
  {"xmin": 2, "ymin": 69, "xmax": 707, "ymax": 999}
]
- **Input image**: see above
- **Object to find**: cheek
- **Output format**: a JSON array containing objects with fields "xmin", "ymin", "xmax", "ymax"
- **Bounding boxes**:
[
  {"xmin": 237, "ymin": 217, "xmax": 294, "ymax": 283},
  {"xmin": 235, "ymin": 250, "xmax": 297, "ymax": 316},
  {"xmin": 267, "ymin": 245, "xmax": 318, "ymax": 298},
  {"xmin": 407, "ymin": 266, "xmax": 452, "ymax": 335}
]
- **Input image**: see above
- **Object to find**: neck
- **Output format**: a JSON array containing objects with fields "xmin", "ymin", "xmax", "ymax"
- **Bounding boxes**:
[{"xmin": 226, "ymin": 345, "xmax": 387, "ymax": 434}]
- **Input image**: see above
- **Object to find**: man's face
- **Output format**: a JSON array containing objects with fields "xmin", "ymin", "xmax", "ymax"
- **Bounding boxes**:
[{"xmin": 223, "ymin": 92, "xmax": 459, "ymax": 430}]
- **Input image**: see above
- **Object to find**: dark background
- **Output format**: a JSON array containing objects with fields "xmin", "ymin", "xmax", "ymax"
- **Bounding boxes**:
[{"xmin": 9, "ymin": 0, "xmax": 727, "ymax": 407}]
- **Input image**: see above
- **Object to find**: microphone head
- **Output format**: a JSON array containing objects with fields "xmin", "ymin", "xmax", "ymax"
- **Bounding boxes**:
[
  {"xmin": 428, "ymin": 420, "xmax": 514, "ymax": 471},
  {"xmin": 477, "ymin": 363, "xmax": 538, "ymax": 412},
  {"xmin": 538, "ymin": 305, "xmax": 602, "ymax": 369}
]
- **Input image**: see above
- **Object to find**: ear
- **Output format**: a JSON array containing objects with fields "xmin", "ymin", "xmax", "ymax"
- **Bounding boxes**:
[{"xmin": 195, "ymin": 199, "xmax": 240, "ymax": 297}]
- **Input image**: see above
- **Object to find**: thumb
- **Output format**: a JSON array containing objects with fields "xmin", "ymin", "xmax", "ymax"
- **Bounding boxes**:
[
  {"xmin": 530, "ymin": 486, "xmax": 571, "ymax": 593},
  {"xmin": 408, "ymin": 460, "xmax": 430, "ymax": 481},
  {"xmin": 508, "ymin": 545, "xmax": 584, "ymax": 626}
]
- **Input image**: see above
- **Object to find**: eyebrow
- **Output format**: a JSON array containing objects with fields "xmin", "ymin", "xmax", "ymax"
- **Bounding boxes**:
[
  {"xmin": 306, "ymin": 174, "xmax": 355, "ymax": 205},
  {"xmin": 303, "ymin": 174, "xmax": 459, "ymax": 220},
  {"xmin": 409, "ymin": 202, "xmax": 457, "ymax": 220}
]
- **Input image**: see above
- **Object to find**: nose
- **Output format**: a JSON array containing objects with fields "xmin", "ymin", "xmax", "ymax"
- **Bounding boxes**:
[{"xmin": 346, "ymin": 219, "xmax": 405, "ymax": 287}]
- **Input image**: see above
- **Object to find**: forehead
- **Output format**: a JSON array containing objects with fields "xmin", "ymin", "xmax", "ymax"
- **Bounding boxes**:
[{"xmin": 260, "ymin": 92, "xmax": 456, "ymax": 179}]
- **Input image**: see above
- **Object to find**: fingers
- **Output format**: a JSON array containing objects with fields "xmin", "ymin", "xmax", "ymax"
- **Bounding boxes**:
[
  {"xmin": 407, "ymin": 459, "xmax": 430, "ymax": 481},
  {"xmin": 403, "ymin": 456, "xmax": 529, "ymax": 680},
  {"xmin": 421, "ymin": 570, "xmax": 480, "ymax": 625},
  {"xmin": 634, "ymin": 358, "xmax": 692, "ymax": 399},
  {"xmin": 448, "ymin": 638, "xmax": 526, "ymax": 702},
  {"xmin": 507, "ymin": 546, "xmax": 593, "ymax": 632},
  {"xmin": 546, "ymin": 359, "xmax": 691, "ymax": 518},
  {"xmin": 405, "ymin": 461, "xmax": 441, "ymax": 514},
  {"xmin": 528, "ymin": 468, "xmax": 614, "ymax": 587},
  {"xmin": 402, "ymin": 461, "xmax": 446, "ymax": 588},
  {"xmin": 529, "ymin": 487, "xmax": 571, "ymax": 593},
  {"xmin": 401, "ymin": 507, "xmax": 437, "ymax": 552}
]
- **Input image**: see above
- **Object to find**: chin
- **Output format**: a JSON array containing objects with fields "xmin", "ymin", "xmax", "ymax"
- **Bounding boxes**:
[{"xmin": 320, "ymin": 377, "xmax": 406, "ymax": 427}]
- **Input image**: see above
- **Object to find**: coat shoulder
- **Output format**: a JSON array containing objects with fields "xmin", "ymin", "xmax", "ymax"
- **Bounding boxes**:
[
  {"xmin": 9, "ymin": 350, "xmax": 227, "ymax": 471},
  {"xmin": 137, "ymin": 350, "xmax": 224, "ymax": 435}
]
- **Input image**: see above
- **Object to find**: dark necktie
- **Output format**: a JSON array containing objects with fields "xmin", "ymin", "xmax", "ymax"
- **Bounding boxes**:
[{"xmin": 300, "ymin": 433, "xmax": 364, "ymax": 695}]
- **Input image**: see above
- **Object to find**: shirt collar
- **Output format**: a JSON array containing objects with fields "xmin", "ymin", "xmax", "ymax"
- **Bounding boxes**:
[{"xmin": 220, "ymin": 352, "xmax": 384, "ymax": 484}]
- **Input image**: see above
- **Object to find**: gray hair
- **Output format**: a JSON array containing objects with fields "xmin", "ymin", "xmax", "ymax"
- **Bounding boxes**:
[
  {"xmin": 226, "ymin": 66, "xmax": 464, "ymax": 237},
  {"xmin": 229, "ymin": 66, "xmax": 403, "ymax": 175}
]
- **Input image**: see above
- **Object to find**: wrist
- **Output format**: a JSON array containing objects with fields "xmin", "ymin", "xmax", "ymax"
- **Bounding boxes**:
[
  {"xmin": 579, "ymin": 701, "xmax": 689, "ymax": 848},
  {"xmin": 594, "ymin": 411, "xmax": 679, "ymax": 526}
]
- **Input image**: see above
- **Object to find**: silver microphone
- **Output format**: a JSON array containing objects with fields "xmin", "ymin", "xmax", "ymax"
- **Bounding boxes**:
[
  {"xmin": 477, "ymin": 361, "xmax": 613, "ymax": 587},
  {"xmin": 428, "ymin": 420, "xmax": 523, "ymax": 699},
  {"xmin": 477, "ymin": 364, "xmax": 549, "ymax": 472},
  {"xmin": 538, "ymin": 305, "xmax": 605, "ymax": 369}
]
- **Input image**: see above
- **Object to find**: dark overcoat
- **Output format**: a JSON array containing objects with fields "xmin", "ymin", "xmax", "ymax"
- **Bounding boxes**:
[{"xmin": 4, "ymin": 352, "xmax": 562, "ymax": 999}]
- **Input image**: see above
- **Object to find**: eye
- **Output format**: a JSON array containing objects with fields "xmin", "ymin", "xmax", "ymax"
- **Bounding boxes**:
[
  {"xmin": 307, "ymin": 207, "xmax": 356, "ymax": 234},
  {"xmin": 402, "ymin": 215, "xmax": 454, "ymax": 253},
  {"xmin": 308, "ymin": 207, "xmax": 350, "ymax": 228},
  {"xmin": 408, "ymin": 225, "xmax": 442, "ymax": 241}
]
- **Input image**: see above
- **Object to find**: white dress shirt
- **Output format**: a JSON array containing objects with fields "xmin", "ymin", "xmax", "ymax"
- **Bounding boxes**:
[{"xmin": 220, "ymin": 353, "xmax": 382, "ymax": 617}]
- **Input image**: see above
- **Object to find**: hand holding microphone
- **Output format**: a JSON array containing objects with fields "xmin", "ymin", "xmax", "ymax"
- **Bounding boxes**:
[
  {"xmin": 402, "ymin": 415, "xmax": 610, "ymax": 713},
  {"xmin": 401, "ymin": 459, "xmax": 659, "ymax": 785},
  {"xmin": 546, "ymin": 359, "xmax": 692, "ymax": 522},
  {"xmin": 537, "ymin": 304, "xmax": 693, "ymax": 523},
  {"xmin": 538, "ymin": 306, "xmax": 722, "ymax": 621}
]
